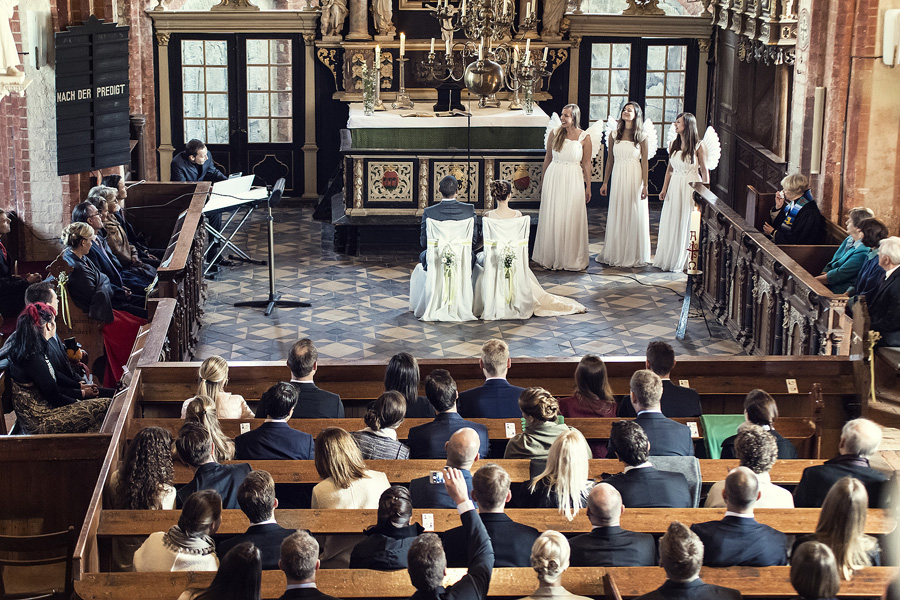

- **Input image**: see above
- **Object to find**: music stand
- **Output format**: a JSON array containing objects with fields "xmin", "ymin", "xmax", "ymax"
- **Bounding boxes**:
[{"xmin": 234, "ymin": 178, "xmax": 311, "ymax": 316}]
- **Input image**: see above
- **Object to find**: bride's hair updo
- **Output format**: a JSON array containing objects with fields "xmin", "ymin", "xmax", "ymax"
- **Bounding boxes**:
[{"xmin": 489, "ymin": 180, "xmax": 512, "ymax": 202}]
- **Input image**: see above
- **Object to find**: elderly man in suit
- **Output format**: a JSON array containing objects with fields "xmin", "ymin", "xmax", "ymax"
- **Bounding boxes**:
[
  {"xmin": 235, "ymin": 383, "xmax": 314, "ymax": 460},
  {"xmin": 277, "ymin": 530, "xmax": 343, "ymax": 600},
  {"xmin": 409, "ymin": 427, "xmax": 480, "ymax": 508},
  {"xmin": 441, "ymin": 463, "xmax": 539, "ymax": 567},
  {"xmin": 419, "ymin": 175, "xmax": 478, "ymax": 270},
  {"xmin": 690, "ymin": 467, "xmax": 788, "ymax": 567},
  {"xmin": 609, "ymin": 370, "xmax": 694, "ymax": 458},
  {"xmin": 635, "ymin": 522, "xmax": 742, "ymax": 600},
  {"xmin": 619, "ymin": 342, "xmax": 702, "ymax": 418},
  {"xmin": 406, "ymin": 369, "xmax": 490, "ymax": 459},
  {"xmin": 569, "ymin": 483, "xmax": 657, "ymax": 567},
  {"xmin": 256, "ymin": 339, "xmax": 344, "ymax": 419},
  {"xmin": 868, "ymin": 236, "xmax": 900, "ymax": 346},
  {"xmin": 793, "ymin": 418, "xmax": 888, "ymax": 508},
  {"xmin": 601, "ymin": 420, "xmax": 692, "ymax": 508},
  {"xmin": 457, "ymin": 339, "xmax": 525, "ymax": 419},
  {"xmin": 217, "ymin": 470, "xmax": 299, "ymax": 569},
  {"xmin": 175, "ymin": 422, "xmax": 251, "ymax": 510}
]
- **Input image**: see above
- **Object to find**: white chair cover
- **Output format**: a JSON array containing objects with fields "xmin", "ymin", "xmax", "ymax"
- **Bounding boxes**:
[
  {"xmin": 409, "ymin": 218, "xmax": 477, "ymax": 322},
  {"xmin": 475, "ymin": 216, "xmax": 535, "ymax": 320}
]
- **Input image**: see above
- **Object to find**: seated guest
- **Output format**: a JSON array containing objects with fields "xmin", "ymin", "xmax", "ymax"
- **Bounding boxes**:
[
  {"xmin": 100, "ymin": 174, "xmax": 161, "ymax": 265},
  {"xmin": 175, "ymin": 422, "xmax": 251, "ymax": 509},
  {"xmin": 762, "ymin": 173, "xmax": 825, "ymax": 245},
  {"xmin": 349, "ymin": 486, "xmax": 423, "ymax": 570},
  {"xmin": 60, "ymin": 222, "xmax": 146, "ymax": 384},
  {"xmin": 0, "ymin": 208, "xmax": 41, "ymax": 319},
  {"xmin": 519, "ymin": 429, "xmax": 593, "ymax": 520},
  {"xmin": 257, "ymin": 338, "xmax": 344, "ymax": 419},
  {"xmin": 558, "ymin": 355, "xmax": 617, "ymax": 457},
  {"xmin": 518, "ymin": 531, "xmax": 592, "ymax": 600},
  {"xmin": 720, "ymin": 389, "xmax": 797, "ymax": 459},
  {"xmin": 104, "ymin": 426, "xmax": 175, "ymax": 571},
  {"xmin": 691, "ymin": 467, "xmax": 788, "ymax": 567},
  {"xmin": 184, "ymin": 395, "xmax": 235, "ymax": 462},
  {"xmin": 217, "ymin": 470, "xmax": 297, "ymax": 570},
  {"xmin": 609, "ymin": 369, "xmax": 693, "ymax": 458},
  {"xmin": 406, "ymin": 369, "xmax": 489, "ymax": 460},
  {"xmin": 457, "ymin": 339, "xmax": 524, "ymax": 418},
  {"xmin": 441, "ymin": 463, "xmax": 539, "ymax": 567},
  {"xmin": 601, "ymin": 421, "xmax": 692, "ymax": 508},
  {"xmin": 792, "ymin": 477, "xmax": 881, "ymax": 580},
  {"xmin": 407, "ymin": 468, "xmax": 493, "ymax": 600},
  {"xmin": 419, "ymin": 175, "xmax": 478, "ymax": 271},
  {"xmin": 178, "ymin": 542, "xmax": 261, "ymax": 600},
  {"xmin": 88, "ymin": 189, "xmax": 157, "ymax": 279},
  {"xmin": 845, "ymin": 218, "xmax": 890, "ymax": 315},
  {"xmin": 634, "ymin": 522, "xmax": 742, "ymax": 600},
  {"xmin": 409, "ymin": 428, "xmax": 479, "ymax": 509},
  {"xmin": 504, "ymin": 387, "xmax": 577, "ymax": 460},
  {"xmin": 6, "ymin": 302, "xmax": 110, "ymax": 433},
  {"xmin": 277, "ymin": 531, "xmax": 343, "ymax": 600},
  {"xmin": 868, "ymin": 236, "xmax": 900, "ymax": 346},
  {"xmin": 790, "ymin": 542, "xmax": 841, "ymax": 600},
  {"xmin": 171, "ymin": 139, "xmax": 228, "ymax": 183},
  {"xmin": 618, "ymin": 342, "xmax": 702, "ymax": 418},
  {"xmin": 384, "ymin": 352, "xmax": 434, "ymax": 418},
  {"xmin": 351, "ymin": 391, "xmax": 411, "ymax": 460},
  {"xmin": 815, "ymin": 207, "xmax": 875, "ymax": 293},
  {"xmin": 568, "ymin": 483, "xmax": 656, "ymax": 567},
  {"xmin": 196, "ymin": 355, "xmax": 253, "ymax": 419},
  {"xmin": 311, "ymin": 427, "xmax": 390, "ymax": 509},
  {"xmin": 706, "ymin": 425, "xmax": 793, "ymax": 509},
  {"xmin": 794, "ymin": 418, "xmax": 887, "ymax": 508},
  {"xmin": 134, "ymin": 489, "xmax": 221, "ymax": 572},
  {"xmin": 235, "ymin": 383, "xmax": 313, "ymax": 460}
]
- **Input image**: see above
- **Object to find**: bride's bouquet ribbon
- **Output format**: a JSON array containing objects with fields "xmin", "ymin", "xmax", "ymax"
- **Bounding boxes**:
[{"xmin": 485, "ymin": 238, "xmax": 527, "ymax": 307}]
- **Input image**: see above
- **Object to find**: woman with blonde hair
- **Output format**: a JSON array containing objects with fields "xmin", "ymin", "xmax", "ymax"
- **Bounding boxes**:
[
  {"xmin": 183, "ymin": 395, "xmax": 235, "ymax": 462},
  {"xmin": 791, "ymin": 477, "xmax": 880, "ymax": 580},
  {"xmin": 763, "ymin": 172, "xmax": 825, "ymax": 245},
  {"xmin": 505, "ymin": 388, "xmax": 579, "ymax": 460},
  {"xmin": 196, "ymin": 355, "xmax": 253, "ymax": 419},
  {"xmin": 312, "ymin": 427, "xmax": 391, "ymax": 509},
  {"xmin": 520, "ymin": 429, "xmax": 593, "ymax": 520},
  {"xmin": 519, "ymin": 531, "xmax": 591, "ymax": 600}
]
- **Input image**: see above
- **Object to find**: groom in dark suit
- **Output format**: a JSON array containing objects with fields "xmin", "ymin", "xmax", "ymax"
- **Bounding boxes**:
[
  {"xmin": 256, "ymin": 339, "xmax": 344, "ymax": 419},
  {"xmin": 420, "ymin": 175, "xmax": 478, "ymax": 270}
]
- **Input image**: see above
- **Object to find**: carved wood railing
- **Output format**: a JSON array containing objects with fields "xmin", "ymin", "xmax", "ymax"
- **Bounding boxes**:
[{"xmin": 693, "ymin": 183, "xmax": 851, "ymax": 356}]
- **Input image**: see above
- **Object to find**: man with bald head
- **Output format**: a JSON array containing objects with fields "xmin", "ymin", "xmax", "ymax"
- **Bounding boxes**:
[
  {"xmin": 568, "ymin": 483, "xmax": 656, "ymax": 567},
  {"xmin": 409, "ymin": 427, "xmax": 480, "ymax": 508},
  {"xmin": 793, "ymin": 418, "xmax": 888, "ymax": 508},
  {"xmin": 690, "ymin": 467, "xmax": 787, "ymax": 567}
]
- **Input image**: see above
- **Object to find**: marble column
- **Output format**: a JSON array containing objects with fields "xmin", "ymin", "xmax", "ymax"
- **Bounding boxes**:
[{"xmin": 346, "ymin": 0, "xmax": 371, "ymax": 40}]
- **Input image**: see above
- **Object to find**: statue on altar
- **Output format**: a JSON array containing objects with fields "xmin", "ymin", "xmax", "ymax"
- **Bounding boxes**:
[
  {"xmin": 372, "ymin": 0, "xmax": 395, "ymax": 37},
  {"xmin": 0, "ymin": 0, "xmax": 22, "ymax": 74},
  {"xmin": 321, "ymin": 0, "xmax": 349, "ymax": 38},
  {"xmin": 541, "ymin": 0, "xmax": 566, "ymax": 39}
]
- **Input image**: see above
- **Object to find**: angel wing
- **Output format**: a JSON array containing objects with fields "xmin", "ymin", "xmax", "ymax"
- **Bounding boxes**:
[
  {"xmin": 700, "ymin": 126, "xmax": 721, "ymax": 172},
  {"xmin": 584, "ymin": 119, "xmax": 606, "ymax": 159},
  {"xmin": 666, "ymin": 121, "xmax": 678, "ymax": 151},
  {"xmin": 544, "ymin": 112, "xmax": 561, "ymax": 150},
  {"xmin": 641, "ymin": 118, "xmax": 659, "ymax": 154},
  {"xmin": 602, "ymin": 115, "xmax": 617, "ymax": 149}
]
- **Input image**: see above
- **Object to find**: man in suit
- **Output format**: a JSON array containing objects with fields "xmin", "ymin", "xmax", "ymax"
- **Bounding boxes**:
[
  {"xmin": 690, "ymin": 467, "xmax": 788, "ymax": 567},
  {"xmin": 175, "ymin": 422, "xmax": 251, "ymax": 509},
  {"xmin": 420, "ymin": 175, "xmax": 478, "ymax": 270},
  {"xmin": 409, "ymin": 427, "xmax": 479, "ymax": 508},
  {"xmin": 407, "ymin": 467, "xmax": 493, "ymax": 600},
  {"xmin": 277, "ymin": 530, "xmax": 343, "ymax": 600},
  {"xmin": 236, "ymin": 383, "xmax": 314, "ymax": 460},
  {"xmin": 868, "ymin": 236, "xmax": 900, "ymax": 346},
  {"xmin": 609, "ymin": 370, "xmax": 694, "ymax": 458},
  {"xmin": 602, "ymin": 420, "xmax": 692, "ymax": 508},
  {"xmin": 569, "ymin": 483, "xmax": 657, "ymax": 567},
  {"xmin": 257, "ymin": 338, "xmax": 344, "ymax": 419},
  {"xmin": 619, "ymin": 341, "xmax": 702, "ymax": 418},
  {"xmin": 0, "ymin": 208, "xmax": 41, "ymax": 318},
  {"xmin": 441, "ymin": 463, "xmax": 539, "ymax": 567},
  {"xmin": 793, "ymin": 418, "xmax": 888, "ymax": 508},
  {"xmin": 217, "ymin": 470, "xmax": 298, "ymax": 569},
  {"xmin": 457, "ymin": 339, "xmax": 525, "ymax": 419},
  {"xmin": 406, "ymin": 369, "xmax": 490, "ymax": 459},
  {"xmin": 634, "ymin": 522, "xmax": 742, "ymax": 600}
]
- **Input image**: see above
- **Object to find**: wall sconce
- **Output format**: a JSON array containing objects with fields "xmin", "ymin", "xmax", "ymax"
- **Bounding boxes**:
[
  {"xmin": 26, "ymin": 10, "xmax": 53, "ymax": 69},
  {"xmin": 885, "ymin": 9, "xmax": 900, "ymax": 67}
]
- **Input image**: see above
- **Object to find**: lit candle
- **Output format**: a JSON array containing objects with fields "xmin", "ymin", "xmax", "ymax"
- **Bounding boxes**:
[
  {"xmin": 525, "ymin": 2, "xmax": 531, "ymax": 18},
  {"xmin": 400, "ymin": 33, "xmax": 406, "ymax": 57},
  {"xmin": 461, "ymin": 0, "xmax": 466, "ymax": 14},
  {"xmin": 478, "ymin": 40, "xmax": 483, "ymax": 59},
  {"xmin": 446, "ymin": 38, "xmax": 451, "ymax": 55},
  {"xmin": 502, "ymin": 0, "xmax": 509, "ymax": 13},
  {"xmin": 375, "ymin": 44, "xmax": 380, "ymax": 67},
  {"xmin": 542, "ymin": 46, "xmax": 548, "ymax": 62},
  {"xmin": 531, "ymin": 0, "xmax": 536, "ymax": 17},
  {"xmin": 514, "ymin": 44, "xmax": 520, "ymax": 63},
  {"xmin": 430, "ymin": 38, "xmax": 435, "ymax": 53},
  {"xmin": 687, "ymin": 207, "xmax": 701, "ymax": 269}
]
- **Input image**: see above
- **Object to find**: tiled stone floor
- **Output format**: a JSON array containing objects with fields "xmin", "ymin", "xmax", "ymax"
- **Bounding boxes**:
[{"xmin": 195, "ymin": 202, "xmax": 745, "ymax": 361}]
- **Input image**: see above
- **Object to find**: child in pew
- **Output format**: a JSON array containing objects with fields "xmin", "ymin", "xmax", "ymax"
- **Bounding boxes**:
[
  {"xmin": 134, "ymin": 489, "xmax": 221, "ymax": 572},
  {"xmin": 179, "ymin": 542, "xmax": 262, "ymax": 600}
]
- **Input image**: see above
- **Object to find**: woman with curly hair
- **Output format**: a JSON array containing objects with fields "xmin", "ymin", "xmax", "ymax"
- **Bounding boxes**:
[
  {"xmin": 183, "ymin": 395, "xmax": 235, "ymax": 462},
  {"xmin": 195, "ymin": 356, "xmax": 253, "ymax": 419},
  {"xmin": 518, "ymin": 531, "xmax": 592, "ymax": 600},
  {"xmin": 105, "ymin": 426, "xmax": 176, "ymax": 571},
  {"xmin": 505, "ymin": 388, "xmax": 578, "ymax": 460},
  {"xmin": 558, "ymin": 356, "xmax": 617, "ymax": 457}
]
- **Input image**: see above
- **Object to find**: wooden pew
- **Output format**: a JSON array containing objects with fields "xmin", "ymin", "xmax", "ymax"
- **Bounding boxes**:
[
  {"xmin": 74, "ymin": 567, "xmax": 898, "ymax": 600},
  {"xmin": 168, "ymin": 458, "xmax": 824, "ymax": 486}
]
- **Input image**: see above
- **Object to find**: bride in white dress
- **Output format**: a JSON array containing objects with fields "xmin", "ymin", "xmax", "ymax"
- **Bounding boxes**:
[
  {"xmin": 653, "ymin": 113, "xmax": 721, "ymax": 272},
  {"xmin": 597, "ymin": 102, "xmax": 657, "ymax": 268}
]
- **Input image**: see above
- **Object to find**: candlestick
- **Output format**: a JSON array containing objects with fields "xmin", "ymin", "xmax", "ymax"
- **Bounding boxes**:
[
  {"xmin": 430, "ymin": 37, "xmax": 435, "ymax": 53},
  {"xmin": 461, "ymin": 0, "xmax": 466, "ymax": 15},
  {"xmin": 373, "ymin": 46, "xmax": 385, "ymax": 111},
  {"xmin": 400, "ymin": 33, "xmax": 406, "ymax": 57},
  {"xmin": 392, "ymin": 56, "xmax": 415, "ymax": 109},
  {"xmin": 514, "ymin": 44, "xmax": 520, "ymax": 63},
  {"xmin": 525, "ymin": 39, "xmax": 530, "ymax": 55},
  {"xmin": 478, "ymin": 40, "xmax": 483, "ymax": 59}
]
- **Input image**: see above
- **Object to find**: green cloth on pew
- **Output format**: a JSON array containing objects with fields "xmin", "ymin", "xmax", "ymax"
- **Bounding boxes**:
[{"xmin": 700, "ymin": 414, "xmax": 745, "ymax": 459}]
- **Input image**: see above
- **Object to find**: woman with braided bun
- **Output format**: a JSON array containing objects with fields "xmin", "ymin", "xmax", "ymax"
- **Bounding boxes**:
[
  {"xmin": 504, "ymin": 387, "xmax": 576, "ymax": 459},
  {"xmin": 194, "ymin": 355, "xmax": 252, "ymax": 419},
  {"xmin": 6, "ymin": 301, "xmax": 110, "ymax": 433},
  {"xmin": 351, "ymin": 391, "xmax": 411, "ymax": 460},
  {"xmin": 518, "ymin": 531, "xmax": 592, "ymax": 600}
]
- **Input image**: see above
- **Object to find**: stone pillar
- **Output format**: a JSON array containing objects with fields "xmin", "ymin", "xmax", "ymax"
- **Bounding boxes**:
[
  {"xmin": 696, "ymin": 37, "xmax": 711, "ymax": 129},
  {"xmin": 155, "ymin": 31, "xmax": 175, "ymax": 181},
  {"xmin": 302, "ymin": 32, "xmax": 318, "ymax": 199},
  {"xmin": 345, "ymin": 0, "xmax": 370, "ymax": 40}
]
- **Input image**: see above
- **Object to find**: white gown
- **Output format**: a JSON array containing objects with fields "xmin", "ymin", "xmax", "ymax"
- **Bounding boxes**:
[
  {"xmin": 532, "ymin": 132, "xmax": 589, "ymax": 271},
  {"xmin": 652, "ymin": 149, "xmax": 698, "ymax": 272},
  {"xmin": 599, "ymin": 135, "xmax": 651, "ymax": 267}
]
